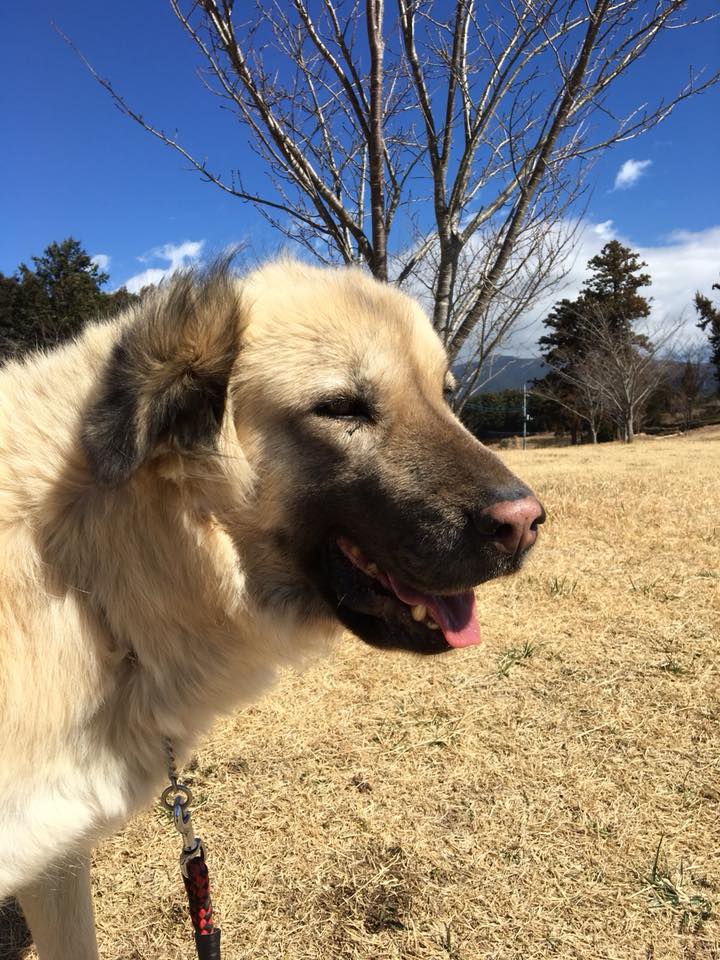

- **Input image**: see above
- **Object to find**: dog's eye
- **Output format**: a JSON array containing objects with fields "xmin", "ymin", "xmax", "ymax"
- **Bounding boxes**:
[{"xmin": 313, "ymin": 397, "xmax": 372, "ymax": 421}]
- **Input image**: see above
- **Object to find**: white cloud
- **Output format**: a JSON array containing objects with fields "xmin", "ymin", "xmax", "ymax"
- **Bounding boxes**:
[
  {"xmin": 122, "ymin": 268, "xmax": 171, "ymax": 292},
  {"xmin": 636, "ymin": 226, "xmax": 720, "ymax": 332},
  {"xmin": 122, "ymin": 240, "xmax": 205, "ymax": 293},
  {"xmin": 139, "ymin": 240, "xmax": 205, "ymax": 270},
  {"xmin": 592, "ymin": 219, "xmax": 616, "ymax": 241},
  {"xmin": 613, "ymin": 158, "xmax": 652, "ymax": 190},
  {"xmin": 507, "ymin": 221, "xmax": 720, "ymax": 355},
  {"xmin": 91, "ymin": 253, "xmax": 110, "ymax": 271}
]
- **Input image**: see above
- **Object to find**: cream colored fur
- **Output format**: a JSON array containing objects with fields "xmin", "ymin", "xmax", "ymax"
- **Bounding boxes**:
[{"xmin": 0, "ymin": 259, "xmax": 452, "ymax": 957}]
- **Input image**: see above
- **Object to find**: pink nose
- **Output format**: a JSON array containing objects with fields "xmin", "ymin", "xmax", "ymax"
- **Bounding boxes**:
[{"xmin": 480, "ymin": 495, "xmax": 545, "ymax": 556}]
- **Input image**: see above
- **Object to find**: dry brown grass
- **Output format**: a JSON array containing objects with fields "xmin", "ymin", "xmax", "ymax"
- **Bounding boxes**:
[{"xmin": 3, "ymin": 429, "xmax": 719, "ymax": 960}]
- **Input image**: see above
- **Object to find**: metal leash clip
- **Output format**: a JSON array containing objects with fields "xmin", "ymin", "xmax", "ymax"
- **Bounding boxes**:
[
  {"xmin": 162, "ymin": 740, "xmax": 221, "ymax": 960},
  {"xmin": 160, "ymin": 781, "xmax": 204, "ymax": 874}
]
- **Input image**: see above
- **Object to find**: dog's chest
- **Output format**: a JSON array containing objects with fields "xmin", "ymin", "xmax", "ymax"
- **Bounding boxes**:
[{"xmin": 0, "ymin": 733, "xmax": 156, "ymax": 896}]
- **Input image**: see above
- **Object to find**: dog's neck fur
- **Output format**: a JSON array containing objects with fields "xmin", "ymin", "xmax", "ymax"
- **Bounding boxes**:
[{"xmin": 49, "ymin": 462, "xmax": 336, "ymax": 784}]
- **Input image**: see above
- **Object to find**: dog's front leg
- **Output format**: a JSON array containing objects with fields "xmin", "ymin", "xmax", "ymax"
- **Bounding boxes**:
[{"xmin": 18, "ymin": 852, "xmax": 98, "ymax": 960}]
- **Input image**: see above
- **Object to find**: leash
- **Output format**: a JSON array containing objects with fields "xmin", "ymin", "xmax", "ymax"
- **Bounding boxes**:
[{"xmin": 161, "ymin": 738, "xmax": 221, "ymax": 960}]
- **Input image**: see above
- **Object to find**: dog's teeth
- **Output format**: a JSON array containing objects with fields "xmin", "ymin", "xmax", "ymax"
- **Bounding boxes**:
[
  {"xmin": 411, "ymin": 604, "xmax": 427, "ymax": 622},
  {"xmin": 426, "ymin": 619, "xmax": 440, "ymax": 630},
  {"xmin": 367, "ymin": 562, "xmax": 378, "ymax": 575}
]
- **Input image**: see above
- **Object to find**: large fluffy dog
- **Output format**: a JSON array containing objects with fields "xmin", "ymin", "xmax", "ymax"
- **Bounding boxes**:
[{"xmin": 0, "ymin": 260, "xmax": 543, "ymax": 958}]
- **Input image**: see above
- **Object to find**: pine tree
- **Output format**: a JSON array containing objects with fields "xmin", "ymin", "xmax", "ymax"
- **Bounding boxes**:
[
  {"xmin": 536, "ymin": 298, "xmax": 590, "ymax": 443},
  {"xmin": 537, "ymin": 298, "xmax": 588, "ymax": 371},
  {"xmin": 29, "ymin": 238, "xmax": 110, "ymax": 345},
  {"xmin": 694, "ymin": 278, "xmax": 720, "ymax": 390},
  {"xmin": 583, "ymin": 240, "xmax": 651, "ymax": 337},
  {"xmin": 539, "ymin": 242, "xmax": 652, "ymax": 368},
  {"xmin": 537, "ymin": 241, "xmax": 654, "ymax": 443},
  {"xmin": 0, "ymin": 238, "xmax": 138, "ymax": 361}
]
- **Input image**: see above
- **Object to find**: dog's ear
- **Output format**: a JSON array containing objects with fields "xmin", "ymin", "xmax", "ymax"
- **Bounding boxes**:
[{"xmin": 83, "ymin": 264, "xmax": 242, "ymax": 486}]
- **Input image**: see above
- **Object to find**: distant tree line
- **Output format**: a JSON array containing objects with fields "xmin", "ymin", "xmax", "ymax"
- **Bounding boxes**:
[
  {"xmin": 461, "ymin": 388, "xmax": 556, "ymax": 439},
  {"xmin": 0, "ymin": 238, "xmax": 138, "ymax": 361}
]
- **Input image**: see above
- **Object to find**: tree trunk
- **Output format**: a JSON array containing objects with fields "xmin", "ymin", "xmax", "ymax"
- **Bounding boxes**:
[
  {"xmin": 432, "ymin": 245, "xmax": 453, "ymax": 340},
  {"xmin": 432, "ymin": 232, "xmax": 461, "ymax": 341},
  {"xmin": 366, "ymin": 0, "xmax": 388, "ymax": 281}
]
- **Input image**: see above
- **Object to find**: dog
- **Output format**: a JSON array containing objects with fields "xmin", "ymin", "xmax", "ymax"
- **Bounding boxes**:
[{"xmin": 0, "ymin": 259, "xmax": 543, "ymax": 958}]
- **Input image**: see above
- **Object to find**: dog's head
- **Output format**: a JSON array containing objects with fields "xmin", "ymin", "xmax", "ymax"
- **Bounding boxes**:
[{"xmin": 83, "ymin": 260, "xmax": 544, "ymax": 655}]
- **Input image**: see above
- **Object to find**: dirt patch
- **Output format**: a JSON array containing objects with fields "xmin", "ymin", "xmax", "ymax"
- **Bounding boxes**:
[{"xmin": 318, "ymin": 842, "xmax": 414, "ymax": 935}]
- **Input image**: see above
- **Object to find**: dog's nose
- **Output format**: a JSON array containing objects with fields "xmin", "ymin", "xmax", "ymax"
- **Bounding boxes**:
[{"xmin": 477, "ymin": 495, "xmax": 545, "ymax": 556}]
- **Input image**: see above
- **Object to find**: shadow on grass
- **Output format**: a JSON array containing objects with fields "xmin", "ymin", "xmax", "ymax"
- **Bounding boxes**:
[{"xmin": 0, "ymin": 899, "xmax": 33, "ymax": 960}]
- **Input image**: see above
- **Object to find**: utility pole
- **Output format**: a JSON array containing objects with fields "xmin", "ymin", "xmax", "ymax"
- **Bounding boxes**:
[{"xmin": 522, "ymin": 383, "xmax": 528, "ymax": 451}]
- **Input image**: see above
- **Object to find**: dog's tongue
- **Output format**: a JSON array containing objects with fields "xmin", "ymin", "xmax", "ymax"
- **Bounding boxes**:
[{"xmin": 387, "ymin": 575, "xmax": 481, "ymax": 648}]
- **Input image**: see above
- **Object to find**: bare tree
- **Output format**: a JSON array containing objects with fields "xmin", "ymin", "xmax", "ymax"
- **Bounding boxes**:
[
  {"xmin": 574, "ymin": 313, "xmax": 679, "ymax": 442},
  {"xmin": 416, "ymin": 220, "xmax": 578, "ymax": 411},
  {"xmin": 532, "ymin": 347, "xmax": 607, "ymax": 443},
  {"xmin": 66, "ymin": 1, "xmax": 718, "ymax": 380},
  {"xmin": 536, "ymin": 303, "xmax": 685, "ymax": 443}
]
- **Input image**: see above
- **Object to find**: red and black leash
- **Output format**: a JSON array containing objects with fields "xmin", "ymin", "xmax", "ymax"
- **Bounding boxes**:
[
  {"xmin": 183, "ymin": 852, "xmax": 220, "ymax": 957},
  {"xmin": 162, "ymin": 739, "xmax": 221, "ymax": 960}
]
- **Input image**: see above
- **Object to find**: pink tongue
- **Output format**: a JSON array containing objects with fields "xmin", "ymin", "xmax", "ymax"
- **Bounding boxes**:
[{"xmin": 387, "ymin": 575, "xmax": 481, "ymax": 649}]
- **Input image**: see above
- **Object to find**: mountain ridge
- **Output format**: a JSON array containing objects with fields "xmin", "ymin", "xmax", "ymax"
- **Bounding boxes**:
[{"xmin": 453, "ymin": 355, "xmax": 548, "ymax": 392}]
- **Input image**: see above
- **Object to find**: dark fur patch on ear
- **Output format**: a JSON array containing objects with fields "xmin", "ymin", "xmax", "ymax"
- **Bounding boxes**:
[
  {"xmin": 83, "ymin": 339, "xmax": 143, "ymax": 485},
  {"xmin": 148, "ymin": 366, "xmax": 229, "ymax": 453},
  {"xmin": 83, "ymin": 260, "xmax": 243, "ymax": 486}
]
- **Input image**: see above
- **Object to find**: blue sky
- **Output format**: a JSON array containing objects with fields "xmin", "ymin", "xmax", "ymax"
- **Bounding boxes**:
[{"xmin": 2, "ymin": 1, "xmax": 719, "ymax": 339}]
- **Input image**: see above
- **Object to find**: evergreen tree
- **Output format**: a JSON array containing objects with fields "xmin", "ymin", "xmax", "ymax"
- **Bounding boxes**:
[
  {"xmin": 0, "ymin": 238, "xmax": 138, "ymax": 361},
  {"xmin": 539, "ymin": 241, "xmax": 652, "ymax": 365},
  {"xmin": 583, "ymin": 240, "xmax": 651, "ymax": 338},
  {"xmin": 461, "ymin": 390, "xmax": 524, "ymax": 436},
  {"xmin": 537, "ymin": 240, "xmax": 653, "ymax": 443},
  {"xmin": 694, "ymin": 277, "xmax": 720, "ymax": 390},
  {"xmin": 537, "ymin": 298, "xmax": 588, "ymax": 371},
  {"xmin": 536, "ymin": 298, "xmax": 589, "ymax": 443},
  {"xmin": 0, "ymin": 269, "xmax": 52, "ymax": 357},
  {"xmin": 30, "ymin": 238, "xmax": 109, "ymax": 340}
]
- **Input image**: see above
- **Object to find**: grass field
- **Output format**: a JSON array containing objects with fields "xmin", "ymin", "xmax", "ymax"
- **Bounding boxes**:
[{"xmin": 3, "ymin": 429, "xmax": 719, "ymax": 959}]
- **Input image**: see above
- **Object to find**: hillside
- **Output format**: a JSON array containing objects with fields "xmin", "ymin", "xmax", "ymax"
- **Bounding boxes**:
[{"xmin": 453, "ymin": 355, "xmax": 548, "ymax": 392}]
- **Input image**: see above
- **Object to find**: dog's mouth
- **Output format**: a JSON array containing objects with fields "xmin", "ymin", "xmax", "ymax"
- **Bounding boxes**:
[{"xmin": 320, "ymin": 536, "xmax": 481, "ymax": 655}]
